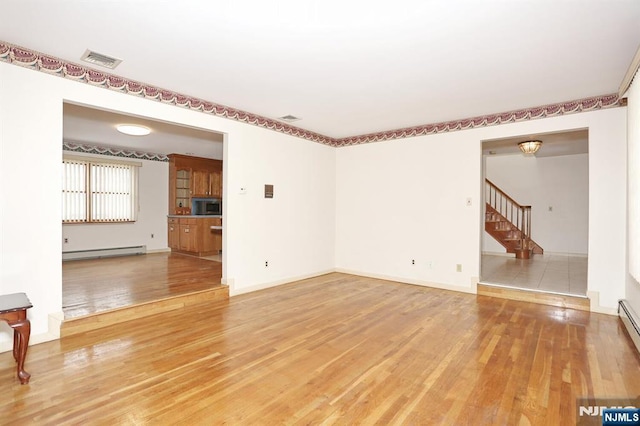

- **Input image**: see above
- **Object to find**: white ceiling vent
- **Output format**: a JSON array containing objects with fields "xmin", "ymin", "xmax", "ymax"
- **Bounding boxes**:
[
  {"xmin": 278, "ymin": 115, "xmax": 301, "ymax": 123},
  {"xmin": 80, "ymin": 49, "xmax": 123, "ymax": 69}
]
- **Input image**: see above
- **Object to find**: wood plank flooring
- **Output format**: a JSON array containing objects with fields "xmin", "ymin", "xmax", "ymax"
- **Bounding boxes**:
[
  {"xmin": 62, "ymin": 252, "xmax": 222, "ymax": 318},
  {"xmin": 477, "ymin": 283, "xmax": 590, "ymax": 311},
  {"xmin": 61, "ymin": 287, "xmax": 229, "ymax": 337},
  {"xmin": 2, "ymin": 273, "xmax": 640, "ymax": 424}
]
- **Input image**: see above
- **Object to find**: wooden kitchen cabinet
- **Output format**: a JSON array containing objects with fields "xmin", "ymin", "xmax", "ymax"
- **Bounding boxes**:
[
  {"xmin": 192, "ymin": 169, "xmax": 222, "ymax": 198},
  {"xmin": 209, "ymin": 170, "xmax": 222, "ymax": 198},
  {"xmin": 210, "ymin": 217, "xmax": 222, "ymax": 252},
  {"xmin": 179, "ymin": 220, "xmax": 198, "ymax": 252},
  {"xmin": 168, "ymin": 154, "xmax": 223, "ymax": 256},
  {"xmin": 174, "ymin": 168, "xmax": 191, "ymax": 214},
  {"xmin": 168, "ymin": 154, "xmax": 223, "ymax": 215},
  {"xmin": 168, "ymin": 217, "xmax": 180, "ymax": 249},
  {"xmin": 168, "ymin": 217, "xmax": 220, "ymax": 256},
  {"xmin": 191, "ymin": 170, "xmax": 211, "ymax": 197}
]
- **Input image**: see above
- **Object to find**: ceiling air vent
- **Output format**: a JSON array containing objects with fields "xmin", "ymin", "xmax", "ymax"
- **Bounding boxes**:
[
  {"xmin": 80, "ymin": 49, "xmax": 123, "ymax": 69},
  {"xmin": 278, "ymin": 115, "xmax": 301, "ymax": 123}
]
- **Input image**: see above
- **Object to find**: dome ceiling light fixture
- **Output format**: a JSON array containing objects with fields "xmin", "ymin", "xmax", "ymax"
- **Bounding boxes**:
[
  {"xmin": 116, "ymin": 124, "xmax": 151, "ymax": 136},
  {"xmin": 518, "ymin": 139, "xmax": 542, "ymax": 154}
]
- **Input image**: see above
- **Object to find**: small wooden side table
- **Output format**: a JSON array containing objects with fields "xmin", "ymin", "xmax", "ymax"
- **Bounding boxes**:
[{"xmin": 0, "ymin": 293, "xmax": 32, "ymax": 384}]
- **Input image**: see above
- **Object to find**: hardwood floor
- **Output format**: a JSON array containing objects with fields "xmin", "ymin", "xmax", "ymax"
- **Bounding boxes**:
[
  {"xmin": 477, "ymin": 283, "xmax": 590, "ymax": 311},
  {"xmin": 3, "ymin": 273, "xmax": 640, "ymax": 424},
  {"xmin": 62, "ymin": 252, "xmax": 222, "ymax": 318}
]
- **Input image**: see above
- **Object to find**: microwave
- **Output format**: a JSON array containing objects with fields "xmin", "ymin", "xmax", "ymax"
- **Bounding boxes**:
[{"xmin": 192, "ymin": 198, "xmax": 221, "ymax": 215}]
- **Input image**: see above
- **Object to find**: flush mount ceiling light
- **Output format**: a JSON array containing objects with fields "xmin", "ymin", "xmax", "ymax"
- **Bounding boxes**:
[
  {"xmin": 518, "ymin": 140, "xmax": 542, "ymax": 154},
  {"xmin": 116, "ymin": 124, "xmax": 151, "ymax": 136}
]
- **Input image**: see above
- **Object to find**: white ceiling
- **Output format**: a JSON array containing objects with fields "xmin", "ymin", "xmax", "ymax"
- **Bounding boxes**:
[
  {"xmin": 63, "ymin": 103, "xmax": 224, "ymax": 159},
  {"xmin": 2, "ymin": 1, "xmax": 640, "ymax": 141},
  {"xmin": 482, "ymin": 129, "xmax": 588, "ymax": 158}
]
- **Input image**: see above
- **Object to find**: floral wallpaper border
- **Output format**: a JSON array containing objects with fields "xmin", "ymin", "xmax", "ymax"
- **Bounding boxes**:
[
  {"xmin": 1, "ymin": 41, "xmax": 623, "ymax": 147},
  {"xmin": 335, "ymin": 93, "xmax": 621, "ymax": 146},
  {"xmin": 63, "ymin": 141, "xmax": 169, "ymax": 162}
]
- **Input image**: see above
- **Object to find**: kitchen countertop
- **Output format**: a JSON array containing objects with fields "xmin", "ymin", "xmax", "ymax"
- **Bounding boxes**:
[
  {"xmin": 167, "ymin": 215, "xmax": 222, "ymax": 218},
  {"xmin": 210, "ymin": 226, "xmax": 223, "ymax": 230}
]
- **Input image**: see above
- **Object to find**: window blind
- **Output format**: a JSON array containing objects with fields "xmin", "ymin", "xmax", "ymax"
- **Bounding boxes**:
[
  {"xmin": 90, "ymin": 162, "xmax": 137, "ymax": 222},
  {"xmin": 62, "ymin": 159, "xmax": 88, "ymax": 223},
  {"xmin": 62, "ymin": 157, "xmax": 139, "ymax": 223}
]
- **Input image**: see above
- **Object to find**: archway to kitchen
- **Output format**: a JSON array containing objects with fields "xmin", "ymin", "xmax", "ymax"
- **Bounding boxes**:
[
  {"xmin": 479, "ymin": 129, "xmax": 589, "ymax": 298},
  {"xmin": 61, "ymin": 102, "xmax": 227, "ymax": 326}
]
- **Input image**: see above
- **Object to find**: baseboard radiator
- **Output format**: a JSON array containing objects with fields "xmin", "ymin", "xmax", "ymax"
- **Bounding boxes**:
[
  {"xmin": 62, "ymin": 245, "xmax": 146, "ymax": 261},
  {"xmin": 619, "ymin": 300, "xmax": 640, "ymax": 354}
]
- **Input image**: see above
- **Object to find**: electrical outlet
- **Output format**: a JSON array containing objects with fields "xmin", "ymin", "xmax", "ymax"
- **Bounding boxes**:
[
  {"xmin": 151, "ymin": 233, "xmax": 154, "ymax": 238},
  {"xmin": 265, "ymin": 260, "xmax": 268, "ymax": 267},
  {"xmin": 456, "ymin": 264, "xmax": 462, "ymax": 272},
  {"xmin": 64, "ymin": 238, "xmax": 69, "ymax": 244},
  {"xmin": 412, "ymin": 259, "xmax": 415, "ymax": 265}
]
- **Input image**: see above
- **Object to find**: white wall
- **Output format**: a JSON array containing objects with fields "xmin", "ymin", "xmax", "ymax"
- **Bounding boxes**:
[
  {"xmin": 626, "ymin": 69, "xmax": 640, "ymax": 317},
  {"xmin": 62, "ymin": 153, "xmax": 169, "ymax": 252},
  {"xmin": 483, "ymin": 153, "xmax": 589, "ymax": 255},
  {"xmin": 0, "ymin": 57, "xmax": 629, "ymax": 351},
  {"xmin": 224, "ymin": 126, "xmax": 336, "ymax": 294},
  {"xmin": 336, "ymin": 131, "xmax": 482, "ymax": 293},
  {"xmin": 336, "ymin": 108, "xmax": 627, "ymax": 311},
  {"xmin": 0, "ymin": 61, "xmax": 336, "ymax": 348},
  {"xmin": 1, "ymin": 63, "xmax": 63, "ymax": 346}
]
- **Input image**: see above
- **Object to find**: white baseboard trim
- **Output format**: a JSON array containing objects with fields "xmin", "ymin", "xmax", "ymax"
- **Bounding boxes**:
[
  {"xmin": 335, "ymin": 268, "xmax": 477, "ymax": 294},
  {"xmin": 481, "ymin": 251, "xmax": 513, "ymax": 257},
  {"xmin": 543, "ymin": 251, "xmax": 588, "ymax": 258},
  {"xmin": 147, "ymin": 248, "xmax": 171, "ymax": 254},
  {"xmin": 334, "ymin": 270, "xmax": 616, "ymax": 316},
  {"xmin": 228, "ymin": 269, "xmax": 335, "ymax": 297},
  {"xmin": 587, "ymin": 291, "xmax": 618, "ymax": 316},
  {"xmin": 0, "ymin": 311, "xmax": 63, "ymax": 353}
]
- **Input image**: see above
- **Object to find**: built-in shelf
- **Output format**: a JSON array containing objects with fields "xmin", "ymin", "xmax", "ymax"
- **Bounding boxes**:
[{"xmin": 175, "ymin": 169, "xmax": 190, "ymax": 209}]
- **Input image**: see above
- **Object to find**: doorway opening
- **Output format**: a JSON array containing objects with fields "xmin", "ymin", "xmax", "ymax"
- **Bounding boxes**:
[
  {"xmin": 480, "ymin": 129, "xmax": 589, "ymax": 297},
  {"xmin": 61, "ymin": 102, "xmax": 226, "ymax": 321}
]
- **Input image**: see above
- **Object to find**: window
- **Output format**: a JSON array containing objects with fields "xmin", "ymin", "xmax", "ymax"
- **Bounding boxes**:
[{"xmin": 62, "ymin": 156, "xmax": 140, "ymax": 223}]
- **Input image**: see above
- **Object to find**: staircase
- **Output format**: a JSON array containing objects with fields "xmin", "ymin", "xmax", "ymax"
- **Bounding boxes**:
[{"xmin": 485, "ymin": 179, "xmax": 543, "ymax": 259}]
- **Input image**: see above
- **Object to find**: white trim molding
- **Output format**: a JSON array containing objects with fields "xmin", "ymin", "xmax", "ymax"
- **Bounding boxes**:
[
  {"xmin": 619, "ymin": 44, "xmax": 640, "ymax": 98},
  {"xmin": 334, "ymin": 268, "xmax": 477, "ymax": 294},
  {"xmin": 228, "ymin": 269, "xmax": 336, "ymax": 297}
]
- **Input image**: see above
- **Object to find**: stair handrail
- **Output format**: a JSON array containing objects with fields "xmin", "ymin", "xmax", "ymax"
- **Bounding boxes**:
[{"xmin": 485, "ymin": 179, "xmax": 532, "ymax": 240}]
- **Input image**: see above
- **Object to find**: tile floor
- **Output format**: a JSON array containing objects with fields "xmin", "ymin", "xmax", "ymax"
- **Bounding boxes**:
[{"xmin": 480, "ymin": 253, "xmax": 588, "ymax": 296}]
